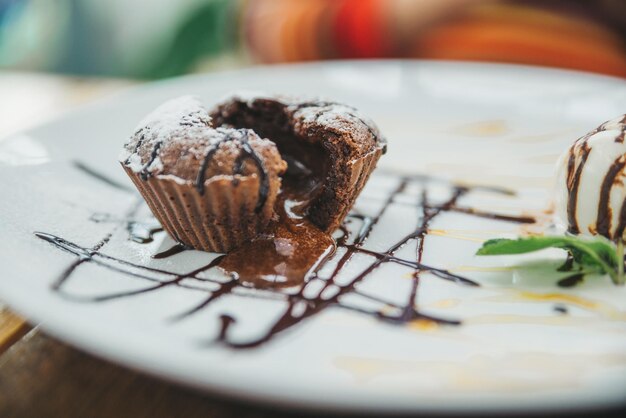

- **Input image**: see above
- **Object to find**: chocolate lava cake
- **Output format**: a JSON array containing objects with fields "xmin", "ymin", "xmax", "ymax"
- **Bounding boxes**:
[{"xmin": 120, "ymin": 93, "xmax": 386, "ymax": 253}]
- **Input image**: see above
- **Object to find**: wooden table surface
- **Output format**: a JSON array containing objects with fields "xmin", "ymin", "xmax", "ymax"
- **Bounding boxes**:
[{"xmin": 0, "ymin": 72, "xmax": 624, "ymax": 418}]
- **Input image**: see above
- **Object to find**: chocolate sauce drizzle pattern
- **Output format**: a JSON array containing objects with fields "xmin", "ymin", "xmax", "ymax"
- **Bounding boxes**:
[
  {"xmin": 73, "ymin": 161, "xmax": 134, "ymax": 193},
  {"xmin": 36, "ymin": 164, "xmax": 534, "ymax": 349}
]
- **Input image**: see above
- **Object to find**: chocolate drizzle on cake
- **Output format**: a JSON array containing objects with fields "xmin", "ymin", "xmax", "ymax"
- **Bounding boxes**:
[
  {"xmin": 231, "ymin": 135, "xmax": 269, "ymax": 212},
  {"xmin": 140, "ymin": 141, "xmax": 163, "ymax": 181},
  {"xmin": 192, "ymin": 129, "xmax": 270, "ymax": 212},
  {"xmin": 36, "ymin": 162, "xmax": 535, "ymax": 349}
]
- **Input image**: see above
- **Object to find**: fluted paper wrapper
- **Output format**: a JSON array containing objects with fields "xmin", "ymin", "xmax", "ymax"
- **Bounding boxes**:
[{"xmin": 123, "ymin": 166, "xmax": 277, "ymax": 253}]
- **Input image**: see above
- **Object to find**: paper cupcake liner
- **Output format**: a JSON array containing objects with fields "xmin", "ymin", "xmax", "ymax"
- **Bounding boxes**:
[{"xmin": 123, "ymin": 166, "xmax": 277, "ymax": 253}]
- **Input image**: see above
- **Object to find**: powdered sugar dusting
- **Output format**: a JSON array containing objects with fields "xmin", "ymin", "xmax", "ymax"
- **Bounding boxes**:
[
  {"xmin": 293, "ymin": 102, "xmax": 381, "ymax": 144},
  {"xmin": 123, "ymin": 152, "xmax": 144, "ymax": 172},
  {"xmin": 135, "ymin": 95, "xmax": 210, "ymax": 134},
  {"xmin": 121, "ymin": 95, "xmax": 282, "ymax": 182},
  {"xmin": 120, "ymin": 95, "xmax": 212, "ymax": 173},
  {"xmin": 121, "ymin": 93, "xmax": 383, "ymax": 180}
]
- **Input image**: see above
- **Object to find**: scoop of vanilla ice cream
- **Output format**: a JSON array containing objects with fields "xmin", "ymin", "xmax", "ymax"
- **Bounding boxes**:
[{"xmin": 554, "ymin": 115, "xmax": 626, "ymax": 241}]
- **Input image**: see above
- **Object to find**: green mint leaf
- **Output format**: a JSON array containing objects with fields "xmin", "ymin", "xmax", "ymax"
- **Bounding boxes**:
[
  {"xmin": 476, "ymin": 237, "xmax": 575, "ymax": 255},
  {"xmin": 476, "ymin": 236, "xmax": 621, "ymax": 285}
]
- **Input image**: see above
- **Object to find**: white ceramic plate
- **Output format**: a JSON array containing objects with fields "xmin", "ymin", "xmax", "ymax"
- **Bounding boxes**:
[{"xmin": 1, "ymin": 61, "xmax": 625, "ymax": 414}]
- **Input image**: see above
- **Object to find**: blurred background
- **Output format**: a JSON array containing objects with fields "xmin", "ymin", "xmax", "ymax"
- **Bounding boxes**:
[
  {"xmin": 0, "ymin": 0, "xmax": 625, "ymax": 137},
  {"xmin": 1, "ymin": 0, "xmax": 626, "ymax": 79}
]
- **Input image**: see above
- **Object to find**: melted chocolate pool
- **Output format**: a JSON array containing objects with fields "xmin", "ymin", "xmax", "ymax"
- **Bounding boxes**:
[
  {"xmin": 218, "ymin": 220, "xmax": 334, "ymax": 289},
  {"xmin": 219, "ymin": 148, "xmax": 334, "ymax": 288}
]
